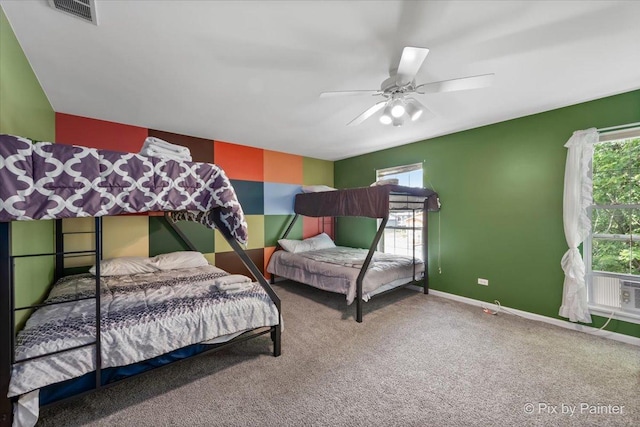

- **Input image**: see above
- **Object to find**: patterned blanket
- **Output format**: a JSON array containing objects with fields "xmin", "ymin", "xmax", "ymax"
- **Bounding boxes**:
[
  {"xmin": 0, "ymin": 134, "xmax": 248, "ymax": 244},
  {"xmin": 296, "ymin": 246, "xmax": 419, "ymax": 269},
  {"xmin": 269, "ymin": 246, "xmax": 424, "ymax": 304},
  {"xmin": 9, "ymin": 265, "xmax": 280, "ymax": 397}
]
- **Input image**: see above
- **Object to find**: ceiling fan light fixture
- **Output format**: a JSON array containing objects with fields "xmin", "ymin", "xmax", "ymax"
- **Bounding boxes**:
[
  {"xmin": 405, "ymin": 99, "xmax": 424, "ymax": 121},
  {"xmin": 390, "ymin": 99, "xmax": 406, "ymax": 118},
  {"xmin": 392, "ymin": 116, "xmax": 404, "ymax": 127},
  {"xmin": 379, "ymin": 103, "xmax": 393, "ymax": 125}
]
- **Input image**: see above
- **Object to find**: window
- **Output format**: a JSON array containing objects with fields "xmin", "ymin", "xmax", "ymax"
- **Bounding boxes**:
[
  {"xmin": 587, "ymin": 129, "xmax": 640, "ymax": 318},
  {"xmin": 375, "ymin": 163, "xmax": 423, "ymax": 257}
]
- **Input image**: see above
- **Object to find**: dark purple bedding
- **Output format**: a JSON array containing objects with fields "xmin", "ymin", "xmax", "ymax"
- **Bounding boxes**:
[
  {"xmin": 0, "ymin": 134, "xmax": 248, "ymax": 244},
  {"xmin": 294, "ymin": 185, "xmax": 439, "ymax": 218}
]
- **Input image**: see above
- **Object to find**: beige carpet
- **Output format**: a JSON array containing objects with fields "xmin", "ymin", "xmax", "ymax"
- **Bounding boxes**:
[{"xmin": 38, "ymin": 281, "xmax": 639, "ymax": 426}]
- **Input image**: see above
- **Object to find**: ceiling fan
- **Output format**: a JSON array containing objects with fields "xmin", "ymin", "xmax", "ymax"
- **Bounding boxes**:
[{"xmin": 320, "ymin": 47, "xmax": 495, "ymax": 126}]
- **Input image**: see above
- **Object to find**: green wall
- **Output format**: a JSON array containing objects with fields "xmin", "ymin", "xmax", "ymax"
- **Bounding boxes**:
[
  {"xmin": 0, "ymin": 9, "xmax": 54, "ymax": 141},
  {"xmin": 335, "ymin": 90, "xmax": 640, "ymax": 338},
  {"xmin": 0, "ymin": 7, "xmax": 56, "ymax": 327}
]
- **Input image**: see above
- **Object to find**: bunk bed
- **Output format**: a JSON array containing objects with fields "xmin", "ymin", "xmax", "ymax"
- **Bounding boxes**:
[
  {"xmin": 0, "ymin": 134, "xmax": 282, "ymax": 427},
  {"xmin": 267, "ymin": 184, "xmax": 440, "ymax": 322}
]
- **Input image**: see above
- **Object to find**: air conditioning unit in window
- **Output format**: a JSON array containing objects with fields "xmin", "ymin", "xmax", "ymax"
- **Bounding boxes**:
[{"xmin": 620, "ymin": 281, "xmax": 640, "ymax": 313}]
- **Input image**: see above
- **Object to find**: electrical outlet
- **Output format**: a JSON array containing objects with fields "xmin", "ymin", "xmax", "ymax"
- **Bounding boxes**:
[{"xmin": 477, "ymin": 278, "xmax": 489, "ymax": 286}]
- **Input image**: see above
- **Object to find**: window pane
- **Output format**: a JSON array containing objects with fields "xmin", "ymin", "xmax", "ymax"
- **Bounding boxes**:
[
  {"xmin": 377, "ymin": 162, "xmax": 422, "ymax": 184},
  {"xmin": 592, "ymin": 208, "xmax": 634, "ymax": 236},
  {"xmin": 382, "ymin": 228, "xmax": 423, "ymax": 259},
  {"xmin": 592, "ymin": 208, "xmax": 613, "ymax": 235},
  {"xmin": 592, "ymin": 239, "xmax": 633, "ymax": 275},
  {"xmin": 593, "ymin": 138, "xmax": 640, "ymax": 206},
  {"xmin": 376, "ymin": 163, "xmax": 425, "ymax": 254}
]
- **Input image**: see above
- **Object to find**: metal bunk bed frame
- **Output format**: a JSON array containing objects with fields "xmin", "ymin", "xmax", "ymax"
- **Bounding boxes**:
[
  {"xmin": 0, "ymin": 212, "xmax": 281, "ymax": 427},
  {"xmin": 272, "ymin": 190, "xmax": 429, "ymax": 323}
]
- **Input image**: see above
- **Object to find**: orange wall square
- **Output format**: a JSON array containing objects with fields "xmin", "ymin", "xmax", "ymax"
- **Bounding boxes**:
[
  {"xmin": 264, "ymin": 150, "xmax": 303, "ymax": 184},
  {"xmin": 264, "ymin": 246, "xmax": 276, "ymax": 279},
  {"xmin": 56, "ymin": 113, "xmax": 148, "ymax": 152},
  {"xmin": 214, "ymin": 141, "xmax": 264, "ymax": 181}
]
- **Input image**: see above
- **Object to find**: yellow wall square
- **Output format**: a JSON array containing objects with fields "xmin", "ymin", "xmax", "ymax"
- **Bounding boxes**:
[
  {"xmin": 215, "ymin": 215, "xmax": 264, "ymax": 253},
  {"xmin": 203, "ymin": 252, "xmax": 215, "ymax": 265},
  {"xmin": 103, "ymin": 216, "xmax": 149, "ymax": 259}
]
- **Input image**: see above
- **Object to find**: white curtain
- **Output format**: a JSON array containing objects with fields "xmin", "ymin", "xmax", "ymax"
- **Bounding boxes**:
[{"xmin": 559, "ymin": 128, "xmax": 598, "ymax": 323}]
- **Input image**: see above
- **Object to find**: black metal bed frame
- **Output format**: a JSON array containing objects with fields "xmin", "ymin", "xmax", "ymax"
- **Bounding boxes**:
[
  {"xmin": 271, "ymin": 193, "xmax": 429, "ymax": 323},
  {"xmin": 0, "ymin": 212, "xmax": 281, "ymax": 427}
]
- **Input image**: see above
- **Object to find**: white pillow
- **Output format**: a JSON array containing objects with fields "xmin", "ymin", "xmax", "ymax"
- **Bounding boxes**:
[
  {"xmin": 301, "ymin": 185, "xmax": 337, "ymax": 193},
  {"xmin": 150, "ymin": 251, "xmax": 209, "ymax": 270},
  {"xmin": 89, "ymin": 257, "xmax": 158, "ymax": 276},
  {"xmin": 278, "ymin": 233, "xmax": 336, "ymax": 253}
]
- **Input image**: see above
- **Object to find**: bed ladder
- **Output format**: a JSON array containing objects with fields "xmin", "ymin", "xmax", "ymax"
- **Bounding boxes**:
[
  {"xmin": 1, "ymin": 222, "xmax": 12, "ymax": 427},
  {"xmin": 0, "ymin": 218, "xmax": 104, "ymax": 426}
]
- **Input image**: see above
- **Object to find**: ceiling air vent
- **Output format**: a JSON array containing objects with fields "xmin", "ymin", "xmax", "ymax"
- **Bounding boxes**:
[{"xmin": 48, "ymin": 0, "xmax": 98, "ymax": 25}]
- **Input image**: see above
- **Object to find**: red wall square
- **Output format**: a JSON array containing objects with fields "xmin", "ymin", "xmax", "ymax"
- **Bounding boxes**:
[
  {"xmin": 56, "ymin": 113, "xmax": 147, "ymax": 152},
  {"xmin": 214, "ymin": 141, "xmax": 264, "ymax": 181},
  {"xmin": 303, "ymin": 216, "xmax": 334, "ymax": 239}
]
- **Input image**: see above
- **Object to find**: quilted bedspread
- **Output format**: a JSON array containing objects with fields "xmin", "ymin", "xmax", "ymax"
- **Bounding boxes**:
[
  {"xmin": 267, "ymin": 246, "xmax": 424, "ymax": 304},
  {"xmin": 0, "ymin": 134, "xmax": 248, "ymax": 244},
  {"xmin": 9, "ymin": 265, "xmax": 280, "ymax": 397}
]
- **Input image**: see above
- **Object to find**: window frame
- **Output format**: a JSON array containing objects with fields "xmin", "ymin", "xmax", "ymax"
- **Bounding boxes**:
[
  {"xmin": 585, "ymin": 128, "xmax": 640, "ymax": 323},
  {"xmin": 375, "ymin": 163, "xmax": 424, "ymax": 256}
]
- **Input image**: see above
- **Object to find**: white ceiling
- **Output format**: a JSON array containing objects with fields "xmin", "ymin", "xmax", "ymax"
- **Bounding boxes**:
[{"xmin": 2, "ymin": 1, "xmax": 640, "ymax": 161}]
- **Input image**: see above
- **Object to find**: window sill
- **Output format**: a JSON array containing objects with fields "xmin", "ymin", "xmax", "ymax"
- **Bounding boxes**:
[{"xmin": 588, "ymin": 305, "xmax": 640, "ymax": 324}]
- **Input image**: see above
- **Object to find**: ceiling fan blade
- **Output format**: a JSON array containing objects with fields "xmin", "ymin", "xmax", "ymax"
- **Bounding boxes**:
[
  {"xmin": 320, "ymin": 90, "xmax": 381, "ymax": 98},
  {"xmin": 347, "ymin": 101, "xmax": 388, "ymax": 126},
  {"xmin": 396, "ymin": 47, "xmax": 429, "ymax": 85},
  {"xmin": 416, "ymin": 73, "xmax": 495, "ymax": 94}
]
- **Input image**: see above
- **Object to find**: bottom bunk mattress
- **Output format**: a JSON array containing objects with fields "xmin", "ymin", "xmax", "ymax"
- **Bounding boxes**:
[
  {"xmin": 9, "ymin": 265, "xmax": 280, "ymax": 397},
  {"xmin": 267, "ymin": 246, "xmax": 424, "ymax": 304}
]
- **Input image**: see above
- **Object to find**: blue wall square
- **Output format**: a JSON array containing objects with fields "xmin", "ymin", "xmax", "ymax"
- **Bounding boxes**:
[
  {"xmin": 263, "ymin": 183, "xmax": 301, "ymax": 215},
  {"xmin": 230, "ymin": 180, "xmax": 264, "ymax": 215}
]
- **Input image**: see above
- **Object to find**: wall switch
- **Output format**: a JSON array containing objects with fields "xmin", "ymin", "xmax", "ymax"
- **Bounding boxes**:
[{"xmin": 477, "ymin": 278, "xmax": 489, "ymax": 286}]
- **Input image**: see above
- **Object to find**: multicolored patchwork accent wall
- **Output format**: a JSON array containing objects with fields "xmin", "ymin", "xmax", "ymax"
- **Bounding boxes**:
[{"xmin": 55, "ymin": 113, "xmax": 334, "ymax": 277}]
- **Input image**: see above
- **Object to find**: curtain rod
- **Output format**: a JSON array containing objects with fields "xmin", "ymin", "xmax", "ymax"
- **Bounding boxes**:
[{"xmin": 597, "ymin": 121, "xmax": 640, "ymax": 133}]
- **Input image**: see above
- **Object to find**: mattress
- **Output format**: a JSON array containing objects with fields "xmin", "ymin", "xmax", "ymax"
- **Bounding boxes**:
[
  {"xmin": 267, "ymin": 246, "xmax": 423, "ymax": 304},
  {"xmin": 0, "ymin": 134, "xmax": 248, "ymax": 244},
  {"xmin": 9, "ymin": 265, "xmax": 280, "ymax": 397}
]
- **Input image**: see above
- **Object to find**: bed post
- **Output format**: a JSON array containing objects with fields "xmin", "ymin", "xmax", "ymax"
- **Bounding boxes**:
[
  {"xmin": 210, "ymin": 214, "xmax": 282, "ymax": 357},
  {"xmin": 423, "ymin": 199, "xmax": 429, "ymax": 294},
  {"xmin": 94, "ymin": 217, "xmax": 103, "ymax": 389},
  {"xmin": 270, "ymin": 213, "xmax": 301, "ymax": 285},
  {"xmin": 162, "ymin": 213, "xmax": 197, "ymax": 251},
  {"xmin": 280, "ymin": 214, "xmax": 299, "ymax": 240},
  {"xmin": 54, "ymin": 219, "xmax": 64, "ymax": 282},
  {"xmin": 0, "ymin": 222, "xmax": 12, "ymax": 427},
  {"xmin": 355, "ymin": 216, "xmax": 388, "ymax": 323}
]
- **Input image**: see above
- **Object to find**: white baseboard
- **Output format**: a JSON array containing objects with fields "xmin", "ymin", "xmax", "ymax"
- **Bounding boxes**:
[{"xmin": 408, "ymin": 286, "xmax": 640, "ymax": 347}]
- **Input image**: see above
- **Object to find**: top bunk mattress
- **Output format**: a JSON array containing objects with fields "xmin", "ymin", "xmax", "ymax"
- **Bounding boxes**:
[
  {"xmin": 0, "ymin": 134, "xmax": 248, "ymax": 244},
  {"xmin": 294, "ymin": 185, "xmax": 439, "ymax": 218},
  {"xmin": 267, "ymin": 246, "xmax": 424, "ymax": 304}
]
